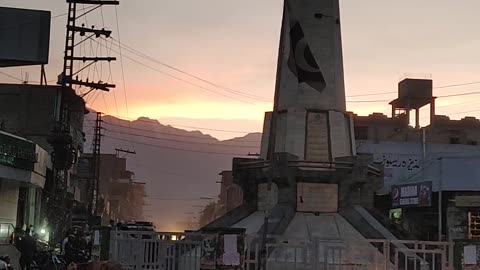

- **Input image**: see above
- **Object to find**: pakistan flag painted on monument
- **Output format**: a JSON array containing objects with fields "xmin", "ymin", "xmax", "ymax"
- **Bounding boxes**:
[
  {"xmin": 260, "ymin": 0, "xmax": 352, "ymax": 160},
  {"xmin": 286, "ymin": 0, "xmax": 326, "ymax": 93}
]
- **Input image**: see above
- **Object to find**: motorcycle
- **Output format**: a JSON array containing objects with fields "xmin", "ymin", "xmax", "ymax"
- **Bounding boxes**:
[
  {"xmin": 0, "ymin": 255, "xmax": 12, "ymax": 270},
  {"xmin": 72, "ymin": 249, "xmax": 90, "ymax": 264},
  {"xmin": 64, "ymin": 248, "xmax": 91, "ymax": 267},
  {"xmin": 34, "ymin": 249, "xmax": 67, "ymax": 270}
]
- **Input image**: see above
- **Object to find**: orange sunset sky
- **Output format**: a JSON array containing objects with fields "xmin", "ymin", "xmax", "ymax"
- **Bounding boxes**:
[{"xmin": 3, "ymin": 0, "xmax": 480, "ymax": 139}]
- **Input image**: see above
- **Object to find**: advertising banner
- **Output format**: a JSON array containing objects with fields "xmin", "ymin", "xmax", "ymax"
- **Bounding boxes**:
[{"xmin": 391, "ymin": 181, "xmax": 432, "ymax": 208}]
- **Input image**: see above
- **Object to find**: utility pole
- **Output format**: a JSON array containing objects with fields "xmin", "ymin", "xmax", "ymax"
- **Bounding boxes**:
[
  {"xmin": 55, "ymin": 0, "xmax": 118, "ymax": 156},
  {"xmin": 47, "ymin": 0, "xmax": 119, "ymax": 240},
  {"xmin": 438, "ymin": 157, "xmax": 443, "ymax": 242},
  {"xmin": 91, "ymin": 112, "xmax": 103, "ymax": 218}
]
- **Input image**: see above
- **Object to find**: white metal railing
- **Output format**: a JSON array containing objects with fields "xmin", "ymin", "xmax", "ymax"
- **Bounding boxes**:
[
  {"xmin": 109, "ymin": 231, "xmax": 202, "ymax": 270},
  {"xmin": 243, "ymin": 236, "xmax": 454, "ymax": 270},
  {"xmin": 109, "ymin": 231, "xmax": 454, "ymax": 270}
]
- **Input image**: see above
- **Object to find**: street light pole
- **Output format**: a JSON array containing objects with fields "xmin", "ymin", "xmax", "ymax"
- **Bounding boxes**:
[{"xmin": 438, "ymin": 157, "xmax": 443, "ymax": 242}]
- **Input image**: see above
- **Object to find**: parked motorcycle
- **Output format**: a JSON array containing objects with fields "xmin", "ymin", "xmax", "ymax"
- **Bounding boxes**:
[
  {"xmin": 34, "ymin": 249, "xmax": 66, "ymax": 270},
  {"xmin": 64, "ymin": 249, "xmax": 91, "ymax": 267},
  {"xmin": 72, "ymin": 249, "xmax": 90, "ymax": 264}
]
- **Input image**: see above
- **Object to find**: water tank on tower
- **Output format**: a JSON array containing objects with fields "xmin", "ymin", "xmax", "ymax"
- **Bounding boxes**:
[{"xmin": 389, "ymin": 78, "xmax": 436, "ymax": 128}]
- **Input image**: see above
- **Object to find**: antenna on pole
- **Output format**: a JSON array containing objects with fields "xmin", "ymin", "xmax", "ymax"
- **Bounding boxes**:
[{"xmin": 40, "ymin": 65, "xmax": 47, "ymax": 85}]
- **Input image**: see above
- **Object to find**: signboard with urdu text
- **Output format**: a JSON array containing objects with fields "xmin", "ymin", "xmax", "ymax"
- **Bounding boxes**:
[{"xmin": 0, "ymin": 131, "xmax": 37, "ymax": 171}]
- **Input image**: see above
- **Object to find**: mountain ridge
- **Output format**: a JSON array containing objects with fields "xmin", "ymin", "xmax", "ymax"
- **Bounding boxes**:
[{"xmin": 84, "ymin": 110, "xmax": 262, "ymax": 230}]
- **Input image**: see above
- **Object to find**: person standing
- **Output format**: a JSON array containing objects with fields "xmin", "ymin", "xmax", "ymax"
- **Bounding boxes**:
[
  {"xmin": 18, "ymin": 228, "xmax": 36, "ymax": 270},
  {"xmin": 62, "ymin": 232, "xmax": 70, "ymax": 256}
]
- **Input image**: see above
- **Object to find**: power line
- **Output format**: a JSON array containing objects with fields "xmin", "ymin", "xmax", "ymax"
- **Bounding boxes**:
[
  {"xmin": 52, "ymin": 12, "xmax": 68, "ymax": 19},
  {"xmin": 105, "ymin": 37, "xmax": 480, "ymax": 103},
  {"xmin": 0, "ymin": 71, "xmax": 22, "ymax": 82},
  {"xmin": 105, "ymin": 135, "xmax": 251, "ymax": 155},
  {"xmin": 421, "ymin": 107, "xmax": 480, "ymax": 120},
  {"xmin": 113, "ymin": 5, "xmax": 136, "ymax": 153},
  {"xmin": 102, "ymin": 115, "xmax": 259, "ymax": 134},
  {"xmin": 436, "ymin": 99, "xmax": 480, "ymax": 109},
  {"xmin": 104, "ymin": 128, "xmax": 260, "ymax": 148},
  {"xmin": 94, "ymin": 35, "xmax": 480, "ymax": 108},
  {"xmin": 346, "ymin": 91, "xmax": 395, "ymax": 98},
  {"xmin": 435, "ymin": 81, "xmax": 480, "ymax": 89},
  {"xmin": 446, "ymin": 109, "xmax": 480, "ymax": 116},
  {"xmin": 109, "ymin": 37, "xmax": 272, "ymax": 102},
  {"xmin": 346, "ymin": 81, "xmax": 480, "ymax": 98},
  {"xmin": 101, "ymin": 92, "xmax": 110, "ymax": 115},
  {"xmin": 103, "ymin": 121, "xmax": 261, "ymax": 142},
  {"xmin": 114, "ymin": 6, "xmax": 130, "ymax": 118},
  {"xmin": 90, "ymin": 38, "xmax": 270, "ymax": 108},
  {"xmin": 106, "ymin": 30, "xmax": 120, "ymax": 116},
  {"xmin": 347, "ymin": 99, "xmax": 390, "ymax": 103},
  {"xmin": 437, "ymin": 91, "xmax": 480, "ymax": 98},
  {"xmin": 348, "ymin": 89, "xmax": 480, "ymax": 103}
]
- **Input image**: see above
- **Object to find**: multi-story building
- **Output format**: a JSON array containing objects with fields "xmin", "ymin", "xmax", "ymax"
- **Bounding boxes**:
[
  {"xmin": 77, "ymin": 153, "xmax": 146, "ymax": 225},
  {"xmin": 353, "ymin": 78, "xmax": 480, "ymax": 241},
  {"xmin": 0, "ymin": 84, "xmax": 86, "ymax": 239},
  {"xmin": 196, "ymin": 171, "xmax": 243, "ymax": 228},
  {"xmin": 216, "ymin": 171, "xmax": 243, "ymax": 216}
]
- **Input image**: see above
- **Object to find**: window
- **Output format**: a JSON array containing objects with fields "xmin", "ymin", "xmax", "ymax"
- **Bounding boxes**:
[
  {"xmin": 354, "ymin": 126, "xmax": 369, "ymax": 140},
  {"xmin": 449, "ymin": 137, "xmax": 460, "ymax": 144},
  {"xmin": 469, "ymin": 211, "xmax": 480, "ymax": 240}
]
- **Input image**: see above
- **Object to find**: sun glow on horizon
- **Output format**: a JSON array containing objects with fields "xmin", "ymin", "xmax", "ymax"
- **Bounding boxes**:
[{"xmin": 126, "ymin": 101, "xmax": 272, "ymax": 121}]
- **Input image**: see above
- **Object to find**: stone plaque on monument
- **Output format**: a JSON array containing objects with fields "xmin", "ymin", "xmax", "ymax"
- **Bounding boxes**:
[
  {"xmin": 305, "ymin": 112, "xmax": 330, "ymax": 161},
  {"xmin": 297, "ymin": 183, "xmax": 338, "ymax": 213}
]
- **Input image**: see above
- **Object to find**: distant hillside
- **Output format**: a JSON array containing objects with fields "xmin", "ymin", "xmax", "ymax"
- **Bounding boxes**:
[{"xmin": 84, "ymin": 111, "xmax": 262, "ymax": 230}]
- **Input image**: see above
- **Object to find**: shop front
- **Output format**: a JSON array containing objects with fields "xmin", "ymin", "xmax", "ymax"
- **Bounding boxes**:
[{"xmin": 0, "ymin": 131, "xmax": 51, "ymax": 236}]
